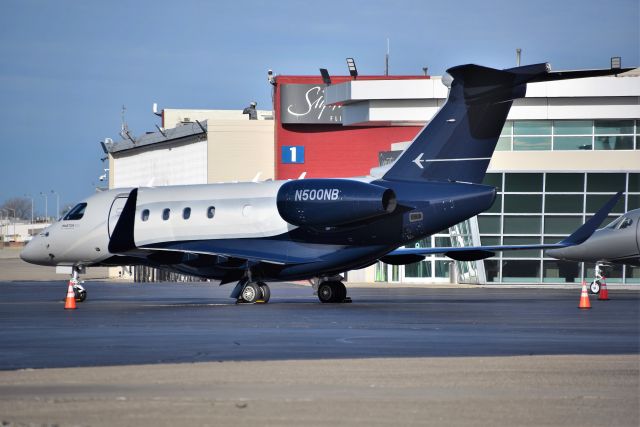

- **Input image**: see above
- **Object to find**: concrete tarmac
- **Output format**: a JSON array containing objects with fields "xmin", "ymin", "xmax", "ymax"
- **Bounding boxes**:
[{"xmin": 0, "ymin": 279, "xmax": 638, "ymax": 426}]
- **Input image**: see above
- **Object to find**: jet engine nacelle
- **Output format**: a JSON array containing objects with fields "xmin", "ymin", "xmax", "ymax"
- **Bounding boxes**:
[{"xmin": 276, "ymin": 179, "xmax": 397, "ymax": 227}]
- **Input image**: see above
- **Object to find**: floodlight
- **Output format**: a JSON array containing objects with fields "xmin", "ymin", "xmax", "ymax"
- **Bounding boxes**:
[
  {"xmin": 346, "ymin": 57, "xmax": 358, "ymax": 78},
  {"xmin": 320, "ymin": 68, "xmax": 331, "ymax": 85},
  {"xmin": 611, "ymin": 56, "xmax": 621, "ymax": 69}
]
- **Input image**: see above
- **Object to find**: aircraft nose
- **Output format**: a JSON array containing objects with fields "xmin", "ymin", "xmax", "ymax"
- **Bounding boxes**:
[
  {"xmin": 546, "ymin": 248, "xmax": 566, "ymax": 259},
  {"xmin": 20, "ymin": 236, "xmax": 49, "ymax": 265}
]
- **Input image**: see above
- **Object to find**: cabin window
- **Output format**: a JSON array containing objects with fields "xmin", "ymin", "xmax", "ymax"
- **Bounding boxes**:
[
  {"xmin": 141, "ymin": 209, "xmax": 150, "ymax": 221},
  {"xmin": 183, "ymin": 207, "xmax": 191, "ymax": 220},
  {"xmin": 207, "ymin": 206, "xmax": 216, "ymax": 219},
  {"xmin": 162, "ymin": 208, "xmax": 171, "ymax": 221},
  {"xmin": 63, "ymin": 203, "xmax": 87, "ymax": 221}
]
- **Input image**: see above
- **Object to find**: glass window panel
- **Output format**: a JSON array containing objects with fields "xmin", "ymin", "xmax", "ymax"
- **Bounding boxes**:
[
  {"xmin": 553, "ymin": 136, "xmax": 592, "ymax": 150},
  {"xmin": 629, "ymin": 173, "xmax": 640, "ymax": 192},
  {"xmin": 586, "ymin": 195, "xmax": 625, "ymax": 214},
  {"xmin": 504, "ymin": 194, "xmax": 542, "ymax": 213},
  {"xmin": 435, "ymin": 261, "xmax": 451, "ymax": 278},
  {"xmin": 626, "ymin": 266, "xmax": 640, "ymax": 284},
  {"xmin": 553, "ymin": 120, "xmax": 592, "ymax": 135},
  {"xmin": 543, "ymin": 236, "xmax": 568, "ymax": 245},
  {"xmin": 585, "ymin": 263, "xmax": 623, "ymax": 283},
  {"xmin": 502, "ymin": 236, "xmax": 541, "ymax": 258},
  {"xmin": 636, "ymin": 136, "xmax": 639, "ymax": 149},
  {"xmin": 375, "ymin": 262, "xmax": 388, "ymax": 282},
  {"xmin": 503, "ymin": 216, "xmax": 541, "ymax": 234},
  {"xmin": 513, "ymin": 136, "xmax": 551, "ymax": 151},
  {"xmin": 544, "ymin": 216, "xmax": 583, "ymax": 234},
  {"xmin": 485, "ymin": 194, "xmax": 502, "ymax": 213},
  {"xmin": 505, "ymin": 173, "xmax": 543, "ymax": 192},
  {"xmin": 594, "ymin": 119, "xmax": 634, "ymax": 135},
  {"xmin": 480, "ymin": 236, "xmax": 501, "ymax": 246},
  {"xmin": 513, "ymin": 120, "xmax": 551, "ymax": 135},
  {"xmin": 587, "ymin": 173, "xmax": 626, "ymax": 192},
  {"xmin": 405, "ymin": 260, "xmax": 432, "ymax": 278},
  {"xmin": 435, "ymin": 237, "xmax": 451, "ymax": 247},
  {"xmin": 546, "ymin": 173, "xmax": 584, "ymax": 192},
  {"xmin": 500, "ymin": 121, "xmax": 513, "ymax": 136},
  {"xmin": 501, "ymin": 260, "xmax": 540, "ymax": 282},
  {"xmin": 483, "ymin": 260, "xmax": 500, "ymax": 282},
  {"xmin": 478, "ymin": 215, "xmax": 501, "ymax": 234},
  {"xmin": 594, "ymin": 135, "xmax": 634, "ymax": 150},
  {"xmin": 496, "ymin": 136, "xmax": 511, "ymax": 151},
  {"xmin": 545, "ymin": 194, "xmax": 584, "ymax": 213},
  {"xmin": 628, "ymin": 194, "xmax": 640, "ymax": 210},
  {"xmin": 543, "ymin": 260, "xmax": 582, "ymax": 283},
  {"xmin": 482, "ymin": 173, "xmax": 502, "ymax": 190}
]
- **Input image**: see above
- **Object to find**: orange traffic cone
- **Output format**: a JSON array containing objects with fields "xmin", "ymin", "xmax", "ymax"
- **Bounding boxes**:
[
  {"xmin": 64, "ymin": 281, "xmax": 77, "ymax": 310},
  {"xmin": 598, "ymin": 275, "xmax": 610, "ymax": 301},
  {"xmin": 578, "ymin": 281, "xmax": 591, "ymax": 309}
]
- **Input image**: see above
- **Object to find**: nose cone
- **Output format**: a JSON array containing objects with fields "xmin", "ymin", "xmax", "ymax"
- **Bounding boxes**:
[
  {"xmin": 20, "ymin": 236, "xmax": 50, "ymax": 266},
  {"xmin": 546, "ymin": 247, "xmax": 568, "ymax": 260}
]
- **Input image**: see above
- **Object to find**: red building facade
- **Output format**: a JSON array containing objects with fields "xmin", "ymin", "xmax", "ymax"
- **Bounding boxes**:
[{"xmin": 273, "ymin": 75, "xmax": 427, "ymax": 180}]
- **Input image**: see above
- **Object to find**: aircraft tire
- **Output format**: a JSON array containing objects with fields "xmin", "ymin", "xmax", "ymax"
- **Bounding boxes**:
[
  {"xmin": 589, "ymin": 280, "xmax": 601, "ymax": 295},
  {"xmin": 241, "ymin": 282, "xmax": 262, "ymax": 304},
  {"xmin": 258, "ymin": 282, "xmax": 270, "ymax": 303},
  {"xmin": 318, "ymin": 282, "xmax": 337, "ymax": 303},
  {"xmin": 74, "ymin": 287, "xmax": 87, "ymax": 302}
]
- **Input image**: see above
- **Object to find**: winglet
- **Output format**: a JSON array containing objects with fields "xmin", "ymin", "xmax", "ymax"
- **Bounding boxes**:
[{"xmin": 559, "ymin": 191, "xmax": 622, "ymax": 246}]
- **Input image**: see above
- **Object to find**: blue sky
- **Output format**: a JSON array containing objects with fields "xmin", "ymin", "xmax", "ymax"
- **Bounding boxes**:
[{"xmin": 1, "ymin": 0, "xmax": 638, "ymax": 215}]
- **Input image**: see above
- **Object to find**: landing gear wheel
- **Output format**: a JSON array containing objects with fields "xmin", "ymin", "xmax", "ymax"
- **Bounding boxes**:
[
  {"xmin": 240, "ymin": 282, "xmax": 262, "ymax": 304},
  {"xmin": 258, "ymin": 282, "xmax": 270, "ymax": 303},
  {"xmin": 589, "ymin": 280, "xmax": 601, "ymax": 295},
  {"xmin": 73, "ymin": 284, "xmax": 86, "ymax": 302},
  {"xmin": 318, "ymin": 282, "xmax": 335, "ymax": 303},
  {"xmin": 74, "ymin": 288, "xmax": 87, "ymax": 302},
  {"xmin": 318, "ymin": 281, "xmax": 347, "ymax": 303}
]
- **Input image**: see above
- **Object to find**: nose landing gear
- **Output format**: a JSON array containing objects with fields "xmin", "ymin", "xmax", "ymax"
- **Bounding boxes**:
[{"xmin": 66, "ymin": 266, "xmax": 87, "ymax": 303}]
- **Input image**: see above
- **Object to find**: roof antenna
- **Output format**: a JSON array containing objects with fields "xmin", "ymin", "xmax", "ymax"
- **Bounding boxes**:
[
  {"xmin": 385, "ymin": 38, "xmax": 390, "ymax": 76},
  {"xmin": 516, "ymin": 48, "xmax": 522, "ymax": 66},
  {"xmin": 120, "ymin": 104, "xmax": 129, "ymax": 134}
]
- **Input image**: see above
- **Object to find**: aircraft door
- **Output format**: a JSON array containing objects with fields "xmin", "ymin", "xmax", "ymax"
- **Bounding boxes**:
[{"xmin": 108, "ymin": 196, "xmax": 129, "ymax": 238}]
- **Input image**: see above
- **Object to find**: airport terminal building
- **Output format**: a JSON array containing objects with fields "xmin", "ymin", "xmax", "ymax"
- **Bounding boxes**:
[{"xmin": 106, "ymin": 66, "xmax": 639, "ymax": 285}]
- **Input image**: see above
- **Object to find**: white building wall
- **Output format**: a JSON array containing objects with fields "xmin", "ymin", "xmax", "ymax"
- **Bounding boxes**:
[{"xmin": 112, "ymin": 139, "xmax": 207, "ymax": 188}]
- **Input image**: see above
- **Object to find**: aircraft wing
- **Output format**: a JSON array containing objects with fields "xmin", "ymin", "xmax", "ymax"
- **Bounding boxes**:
[{"xmin": 383, "ymin": 192, "xmax": 622, "ymax": 263}]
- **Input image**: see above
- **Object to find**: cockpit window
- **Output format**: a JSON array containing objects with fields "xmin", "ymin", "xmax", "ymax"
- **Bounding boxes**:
[
  {"xmin": 63, "ymin": 203, "xmax": 87, "ymax": 221},
  {"xmin": 605, "ymin": 216, "xmax": 624, "ymax": 229},
  {"xmin": 619, "ymin": 217, "xmax": 633, "ymax": 229}
]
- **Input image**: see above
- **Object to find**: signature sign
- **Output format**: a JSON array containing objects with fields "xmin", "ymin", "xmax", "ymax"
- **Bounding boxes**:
[{"xmin": 280, "ymin": 84, "xmax": 342, "ymax": 124}]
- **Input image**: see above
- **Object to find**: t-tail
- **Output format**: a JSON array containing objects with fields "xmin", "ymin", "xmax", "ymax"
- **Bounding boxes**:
[{"xmin": 382, "ymin": 63, "xmax": 633, "ymax": 184}]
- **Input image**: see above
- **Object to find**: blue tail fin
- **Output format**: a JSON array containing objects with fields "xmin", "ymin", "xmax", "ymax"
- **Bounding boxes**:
[{"xmin": 382, "ymin": 63, "xmax": 632, "ymax": 184}]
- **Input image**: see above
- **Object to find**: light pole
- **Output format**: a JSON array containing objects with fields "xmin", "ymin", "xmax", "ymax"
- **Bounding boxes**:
[
  {"xmin": 6, "ymin": 208, "xmax": 15, "ymax": 242},
  {"xmin": 0, "ymin": 209, "xmax": 6, "ymax": 244},
  {"xmin": 24, "ymin": 194, "xmax": 34, "ymax": 224},
  {"xmin": 40, "ymin": 192, "xmax": 48, "ymax": 222},
  {"xmin": 51, "ymin": 190, "xmax": 60, "ymax": 220}
]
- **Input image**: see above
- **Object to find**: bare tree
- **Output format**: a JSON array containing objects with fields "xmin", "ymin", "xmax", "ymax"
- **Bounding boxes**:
[{"xmin": 1, "ymin": 198, "xmax": 31, "ymax": 220}]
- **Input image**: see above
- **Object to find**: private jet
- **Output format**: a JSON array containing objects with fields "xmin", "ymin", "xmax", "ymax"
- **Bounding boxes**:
[{"xmin": 20, "ymin": 62, "xmax": 629, "ymax": 304}]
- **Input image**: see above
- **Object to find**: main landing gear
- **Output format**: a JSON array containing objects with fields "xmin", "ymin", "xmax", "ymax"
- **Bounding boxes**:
[
  {"xmin": 313, "ymin": 277, "xmax": 351, "ymax": 304},
  {"xmin": 235, "ymin": 280, "xmax": 271, "ymax": 304}
]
